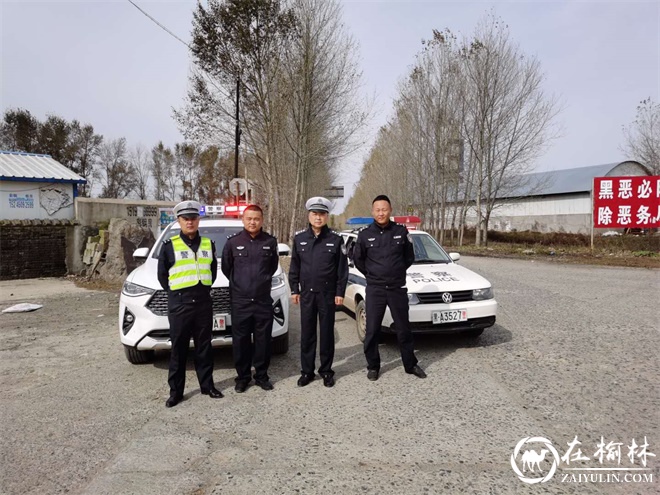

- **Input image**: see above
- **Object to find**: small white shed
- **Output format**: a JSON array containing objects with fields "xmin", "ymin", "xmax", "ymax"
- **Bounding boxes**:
[{"xmin": 0, "ymin": 150, "xmax": 86, "ymax": 220}]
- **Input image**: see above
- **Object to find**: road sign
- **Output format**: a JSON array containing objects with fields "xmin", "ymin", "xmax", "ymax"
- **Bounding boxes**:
[
  {"xmin": 229, "ymin": 178, "xmax": 247, "ymax": 196},
  {"xmin": 325, "ymin": 185, "xmax": 344, "ymax": 198}
]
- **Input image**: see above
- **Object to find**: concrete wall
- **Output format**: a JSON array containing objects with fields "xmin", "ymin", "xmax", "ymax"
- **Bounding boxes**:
[
  {"xmin": 75, "ymin": 198, "xmax": 176, "ymax": 238},
  {"xmin": 483, "ymin": 194, "xmax": 592, "ymax": 233},
  {"xmin": 0, "ymin": 220, "xmax": 72, "ymax": 280},
  {"xmin": 0, "ymin": 181, "xmax": 76, "ymax": 220},
  {"xmin": 67, "ymin": 198, "xmax": 176, "ymax": 275}
]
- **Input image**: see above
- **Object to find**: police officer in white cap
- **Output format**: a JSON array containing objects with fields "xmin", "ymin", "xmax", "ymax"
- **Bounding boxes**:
[
  {"xmin": 289, "ymin": 197, "xmax": 348, "ymax": 388},
  {"xmin": 157, "ymin": 200, "xmax": 223, "ymax": 407}
]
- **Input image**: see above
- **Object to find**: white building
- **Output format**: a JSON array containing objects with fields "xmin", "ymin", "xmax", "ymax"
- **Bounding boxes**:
[
  {"xmin": 485, "ymin": 161, "xmax": 651, "ymax": 234},
  {"xmin": 0, "ymin": 150, "xmax": 86, "ymax": 220}
]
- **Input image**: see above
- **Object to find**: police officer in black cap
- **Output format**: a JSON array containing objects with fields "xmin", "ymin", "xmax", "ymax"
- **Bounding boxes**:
[
  {"xmin": 157, "ymin": 200, "xmax": 223, "ymax": 408},
  {"xmin": 221, "ymin": 205, "xmax": 279, "ymax": 393},
  {"xmin": 353, "ymin": 195, "xmax": 427, "ymax": 381},
  {"xmin": 289, "ymin": 197, "xmax": 348, "ymax": 388}
]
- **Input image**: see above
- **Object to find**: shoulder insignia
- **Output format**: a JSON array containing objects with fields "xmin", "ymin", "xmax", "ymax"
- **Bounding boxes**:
[
  {"xmin": 357, "ymin": 226, "xmax": 368, "ymax": 232},
  {"xmin": 163, "ymin": 239, "xmax": 172, "ymax": 244},
  {"xmin": 227, "ymin": 232, "xmax": 239, "ymax": 239},
  {"xmin": 295, "ymin": 229, "xmax": 306, "ymax": 235},
  {"xmin": 330, "ymin": 230, "xmax": 342, "ymax": 236}
]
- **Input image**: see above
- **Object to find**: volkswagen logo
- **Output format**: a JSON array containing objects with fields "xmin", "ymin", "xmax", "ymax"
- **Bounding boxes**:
[{"xmin": 441, "ymin": 292, "xmax": 452, "ymax": 303}]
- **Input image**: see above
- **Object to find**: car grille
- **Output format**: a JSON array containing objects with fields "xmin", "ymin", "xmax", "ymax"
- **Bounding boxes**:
[
  {"xmin": 147, "ymin": 327, "xmax": 233, "ymax": 339},
  {"xmin": 416, "ymin": 290, "xmax": 473, "ymax": 304},
  {"xmin": 146, "ymin": 288, "xmax": 232, "ymax": 316}
]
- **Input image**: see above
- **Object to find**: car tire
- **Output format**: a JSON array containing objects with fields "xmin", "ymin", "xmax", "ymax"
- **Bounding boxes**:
[
  {"xmin": 355, "ymin": 299, "xmax": 367, "ymax": 342},
  {"xmin": 123, "ymin": 345, "xmax": 154, "ymax": 364},
  {"xmin": 464, "ymin": 328, "xmax": 484, "ymax": 338},
  {"xmin": 272, "ymin": 332, "xmax": 289, "ymax": 354}
]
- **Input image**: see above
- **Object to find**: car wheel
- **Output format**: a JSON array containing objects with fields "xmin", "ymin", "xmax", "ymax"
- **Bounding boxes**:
[
  {"xmin": 123, "ymin": 345, "xmax": 154, "ymax": 364},
  {"xmin": 355, "ymin": 299, "xmax": 367, "ymax": 342},
  {"xmin": 272, "ymin": 332, "xmax": 289, "ymax": 354},
  {"xmin": 464, "ymin": 328, "xmax": 484, "ymax": 338}
]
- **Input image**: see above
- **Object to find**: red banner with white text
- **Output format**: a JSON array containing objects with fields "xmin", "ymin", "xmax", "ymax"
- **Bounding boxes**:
[{"xmin": 593, "ymin": 176, "xmax": 660, "ymax": 228}]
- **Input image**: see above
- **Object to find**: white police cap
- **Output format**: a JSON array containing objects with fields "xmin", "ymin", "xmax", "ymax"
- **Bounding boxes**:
[
  {"xmin": 305, "ymin": 196, "xmax": 331, "ymax": 213},
  {"xmin": 174, "ymin": 200, "xmax": 202, "ymax": 217}
]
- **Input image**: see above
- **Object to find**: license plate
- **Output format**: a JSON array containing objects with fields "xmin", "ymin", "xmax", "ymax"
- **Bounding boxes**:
[
  {"xmin": 432, "ymin": 309, "xmax": 467, "ymax": 324},
  {"xmin": 213, "ymin": 314, "xmax": 227, "ymax": 331}
]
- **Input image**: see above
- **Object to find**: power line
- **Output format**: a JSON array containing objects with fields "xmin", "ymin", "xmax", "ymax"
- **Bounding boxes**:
[
  {"xmin": 126, "ymin": 0, "xmax": 232, "ymax": 101},
  {"xmin": 127, "ymin": 0, "xmax": 190, "ymax": 49}
]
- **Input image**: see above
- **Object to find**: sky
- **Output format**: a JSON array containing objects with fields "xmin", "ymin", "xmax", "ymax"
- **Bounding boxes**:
[{"xmin": 1, "ymin": 0, "xmax": 659, "ymax": 212}]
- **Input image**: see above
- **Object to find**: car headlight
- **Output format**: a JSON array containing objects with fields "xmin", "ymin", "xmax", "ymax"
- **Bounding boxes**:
[
  {"xmin": 408, "ymin": 293, "xmax": 420, "ymax": 305},
  {"xmin": 472, "ymin": 287, "xmax": 494, "ymax": 300},
  {"xmin": 271, "ymin": 273, "xmax": 286, "ymax": 290},
  {"xmin": 122, "ymin": 281, "xmax": 156, "ymax": 297}
]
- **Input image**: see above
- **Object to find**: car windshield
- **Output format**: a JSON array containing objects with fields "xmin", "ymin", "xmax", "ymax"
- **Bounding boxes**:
[
  {"xmin": 151, "ymin": 225, "xmax": 243, "ymax": 258},
  {"xmin": 411, "ymin": 233, "xmax": 452, "ymax": 264}
]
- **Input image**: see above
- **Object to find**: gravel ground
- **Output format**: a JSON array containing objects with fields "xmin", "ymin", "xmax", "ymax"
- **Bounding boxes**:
[{"xmin": 1, "ymin": 257, "xmax": 658, "ymax": 495}]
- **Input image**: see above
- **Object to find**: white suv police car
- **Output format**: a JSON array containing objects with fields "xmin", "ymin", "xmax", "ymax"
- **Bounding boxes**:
[
  {"xmin": 119, "ymin": 217, "xmax": 290, "ymax": 364},
  {"xmin": 341, "ymin": 229, "xmax": 496, "ymax": 340}
]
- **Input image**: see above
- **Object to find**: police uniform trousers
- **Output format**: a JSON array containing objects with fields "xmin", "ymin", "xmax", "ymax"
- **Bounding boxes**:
[
  {"xmin": 300, "ymin": 290, "xmax": 336, "ymax": 377},
  {"xmin": 231, "ymin": 297, "xmax": 273, "ymax": 382},
  {"xmin": 364, "ymin": 285, "xmax": 418, "ymax": 372},
  {"xmin": 167, "ymin": 299, "xmax": 214, "ymax": 397}
]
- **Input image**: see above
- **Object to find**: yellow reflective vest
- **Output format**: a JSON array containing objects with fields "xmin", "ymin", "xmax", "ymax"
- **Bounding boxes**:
[{"xmin": 168, "ymin": 235, "xmax": 213, "ymax": 291}]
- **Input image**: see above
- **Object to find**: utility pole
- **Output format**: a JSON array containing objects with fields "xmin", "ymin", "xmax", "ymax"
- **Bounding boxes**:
[{"xmin": 234, "ymin": 78, "xmax": 241, "ymax": 204}]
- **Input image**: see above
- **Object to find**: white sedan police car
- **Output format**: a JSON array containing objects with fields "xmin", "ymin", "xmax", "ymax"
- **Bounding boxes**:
[
  {"xmin": 340, "ymin": 230, "xmax": 496, "ymax": 340},
  {"xmin": 119, "ymin": 217, "xmax": 290, "ymax": 364}
]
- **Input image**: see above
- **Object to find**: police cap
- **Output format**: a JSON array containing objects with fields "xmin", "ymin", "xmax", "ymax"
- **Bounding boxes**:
[
  {"xmin": 305, "ymin": 196, "xmax": 331, "ymax": 214},
  {"xmin": 174, "ymin": 200, "xmax": 202, "ymax": 217}
]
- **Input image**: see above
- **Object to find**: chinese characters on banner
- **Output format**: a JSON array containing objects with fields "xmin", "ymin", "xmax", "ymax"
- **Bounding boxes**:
[{"xmin": 593, "ymin": 176, "xmax": 660, "ymax": 228}]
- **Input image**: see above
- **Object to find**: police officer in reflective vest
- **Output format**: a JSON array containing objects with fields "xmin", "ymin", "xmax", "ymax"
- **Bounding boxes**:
[
  {"xmin": 157, "ymin": 200, "xmax": 223, "ymax": 408},
  {"xmin": 289, "ymin": 197, "xmax": 348, "ymax": 388},
  {"xmin": 221, "ymin": 205, "xmax": 279, "ymax": 393},
  {"xmin": 353, "ymin": 195, "xmax": 427, "ymax": 381}
]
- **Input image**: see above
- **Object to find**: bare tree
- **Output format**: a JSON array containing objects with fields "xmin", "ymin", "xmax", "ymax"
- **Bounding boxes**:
[
  {"xmin": 176, "ymin": 0, "xmax": 368, "ymax": 242},
  {"xmin": 98, "ymin": 138, "xmax": 136, "ymax": 198},
  {"xmin": 151, "ymin": 142, "xmax": 173, "ymax": 201},
  {"xmin": 69, "ymin": 121, "xmax": 103, "ymax": 197},
  {"xmin": 458, "ymin": 14, "xmax": 560, "ymax": 245},
  {"xmin": 346, "ymin": 13, "xmax": 559, "ymax": 247},
  {"xmin": 621, "ymin": 98, "xmax": 660, "ymax": 174},
  {"xmin": 130, "ymin": 144, "xmax": 151, "ymax": 200},
  {"xmin": 282, "ymin": 0, "xmax": 371, "ymax": 241}
]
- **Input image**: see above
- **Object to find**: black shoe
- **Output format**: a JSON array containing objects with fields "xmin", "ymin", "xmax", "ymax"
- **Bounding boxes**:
[
  {"xmin": 297, "ymin": 374, "xmax": 314, "ymax": 387},
  {"xmin": 235, "ymin": 380, "xmax": 250, "ymax": 393},
  {"xmin": 407, "ymin": 365, "xmax": 427, "ymax": 379},
  {"xmin": 367, "ymin": 369, "xmax": 379, "ymax": 381},
  {"xmin": 323, "ymin": 375, "xmax": 335, "ymax": 388},
  {"xmin": 255, "ymin": 379, "xmax": 274, "ymax": 391},
  {"xmin": 201, "ymin": 386, "xmax": 224, "ymax": 398},
  {"xmin": 165, "ymin": 395, "xmax": 182, "ymax": 408}
]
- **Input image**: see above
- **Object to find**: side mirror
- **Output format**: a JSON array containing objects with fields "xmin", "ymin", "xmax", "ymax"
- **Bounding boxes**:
[
  {"xmin": 449, "ymin": 252, "xmax": 460, "ymax": 262},
  {"xmin": 133, "ymin": 247, "xmax": 150, "ymax": 260},
  {"xmin": 277, "ymin": 243, "xmax": 291, "ymax": 257}
]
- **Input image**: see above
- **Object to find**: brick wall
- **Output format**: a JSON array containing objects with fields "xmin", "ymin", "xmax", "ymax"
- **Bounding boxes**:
[{"xmin": 0, "ymin": 220, "xmax": 72, "ymax": 280}]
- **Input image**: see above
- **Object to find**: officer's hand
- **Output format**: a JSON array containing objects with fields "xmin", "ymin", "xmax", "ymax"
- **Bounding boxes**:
[
  {"xmin": 335, "ymin": 296, "xmax": 344, "ymax": 306},
  {"xmin": 291, "ymin": 294, "xmax": 300, "ymax": 305}
]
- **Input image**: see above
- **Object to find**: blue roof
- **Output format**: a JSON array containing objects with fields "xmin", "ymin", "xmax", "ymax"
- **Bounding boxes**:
[
  {"xmin": 0, "ymin": 150, "xmax": 86, "ymax": 183},
  {"xmin": 503, "ymin": 163, "xmax": 646, "ymax": 198}
]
